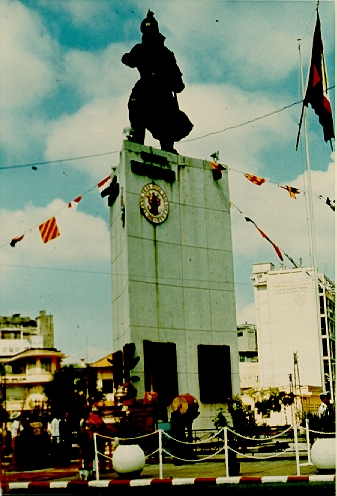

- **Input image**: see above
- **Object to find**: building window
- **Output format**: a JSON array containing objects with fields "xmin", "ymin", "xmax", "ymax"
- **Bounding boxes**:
[
  {"xmin": 41, "ymin": 359, "xmax": 51, "ymax": 372},
  {"xmin": 198, "ymin": 344, "xmax": 232, "ymax": 404},
  {"xmin": 102, "ymin": 379, "xmax": 113, "ymax": 394},
  {"xmin": 143, "ymin": 340, "xmax": 178, "ymax": 408},
  {"xmin": 321, "ymin": 317, "xmax": 327, "ymax": 335}
]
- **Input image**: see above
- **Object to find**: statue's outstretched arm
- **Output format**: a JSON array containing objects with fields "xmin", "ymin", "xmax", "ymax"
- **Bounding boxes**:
[{"xmin": 121, "ymin": 45, "xmax": 140, "ymax": 68}]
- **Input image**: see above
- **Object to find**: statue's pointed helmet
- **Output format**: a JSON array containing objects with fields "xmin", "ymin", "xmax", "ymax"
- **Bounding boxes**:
[{"xmin": 140, "ymin": 10, "xmax": 159, "ymax": 34}]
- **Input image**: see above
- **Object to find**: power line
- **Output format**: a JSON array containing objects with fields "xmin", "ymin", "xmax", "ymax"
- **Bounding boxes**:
[
  {"xmin": 182, "ymin": 100, "xmax": 304, "ymax": 143},
  {"xmin": 3, "ymin": 91, "xmax": 336, "ymax": 172},
  {"xmin": 0, "ymin": 262, "xmax": 252, "ymax": 286},
  {"xmin": 0, "ymin": 150, "xmax": 120, "ymax": 171}
]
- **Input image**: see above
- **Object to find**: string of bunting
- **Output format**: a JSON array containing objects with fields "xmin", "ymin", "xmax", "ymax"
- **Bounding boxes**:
[
  {"xmin": 5, "ymin": 159, "xmax": 334, "ymax": 251},
  {"xmin": 230, "ymin": 202, "xmax": 299, "ymax": 268},
  {"xmin": 7, "ymin": 174, "xmax": 114, "ymax": 248},
  {"xmin": 209, "ymin": 161, "xmax": 335, "ymax": 209}
]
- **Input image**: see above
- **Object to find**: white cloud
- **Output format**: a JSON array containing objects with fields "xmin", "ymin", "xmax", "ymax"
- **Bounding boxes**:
[
  {"xmin": 0, "ymin": 198, "xmax": 110, "ymax": 268},
  {"xmin": 45, "ymin": 96, "xmax": 129, "ymax": 177},
  {"xmin": 0, "ymin": 0, "xmax": 58, "ymax": 109},
  {"xmin": 236, "ymin": 303, "xmax": 256, "ymax": 327},
  {"xmin": 63, "ymin": 43, "xmax": 138, "ymax": 101},
  {"xmin": 175, "ymin": 82, "xmax": 296, "ymax": 165},
  {"xmin": 151, "ymin": 1, "xmax": 318, "ymax": 86},
  {"xmin": 43, "ymin": 81, "xmax": 295, "ymax": 179}
]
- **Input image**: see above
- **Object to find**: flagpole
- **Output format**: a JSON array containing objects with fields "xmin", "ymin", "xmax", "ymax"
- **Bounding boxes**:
[{"xmin": 297, "ymin": 39, "xmax": 325, "ymax": 392}]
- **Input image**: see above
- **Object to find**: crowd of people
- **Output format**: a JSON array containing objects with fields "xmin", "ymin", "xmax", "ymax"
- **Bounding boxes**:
[
  {"xmin": 9, "ymin": 409, "xmax": 73, "ymax": 471},
  {"xmin": 6, "ymin": 406, "xmax": 109, "ymax": 474}
]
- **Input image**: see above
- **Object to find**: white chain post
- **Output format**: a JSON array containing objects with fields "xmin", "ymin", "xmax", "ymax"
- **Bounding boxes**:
[
  {"xmin": 293, "ymin": 420, "xmax": 301, "ymax": 475},
  {"xmin": 224, "ymin": 427, "xmax": 229, "ymax": 477},
  {"xmin": 158, "ymin": 429, "xmax": 163, "ymax": 479},
  {"xmin": 93, "ymin": 432, "xmax": 99, "ymax": 481}
]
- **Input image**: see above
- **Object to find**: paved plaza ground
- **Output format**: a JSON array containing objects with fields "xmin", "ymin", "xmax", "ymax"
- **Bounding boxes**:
[{"xmin": 1, "ymin": 453, "xmax": 332, "ymax": 482}]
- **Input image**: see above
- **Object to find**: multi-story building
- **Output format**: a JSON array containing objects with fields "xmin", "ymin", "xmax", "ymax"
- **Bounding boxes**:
[
  {"xmin": 0, "ymin": 310, "xmax": 54, "ymax": 355},
  {"xmin": 251, "ymin": 263, "xmax": 335, "ymax": 400},
  {"xmin": 237, "ymin": 323, "xmax": 259, "ymax": 391},
  {"xmin": 0, "ymin": 311, "xmax": 64, "ymax": 415}
]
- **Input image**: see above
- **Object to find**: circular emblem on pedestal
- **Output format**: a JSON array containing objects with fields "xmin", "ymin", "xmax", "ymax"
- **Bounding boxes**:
[{"xmin": 140, "ymin": 183, "xmax": 169, "ymax": 224}]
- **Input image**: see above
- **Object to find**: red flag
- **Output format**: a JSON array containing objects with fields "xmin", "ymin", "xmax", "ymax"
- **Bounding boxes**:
[
  {"xmin": 10, "ymin": 234, "xmax": 24, "ymax": 247},
  {"xmin": 244, "ymin": 174, "xmax": 266, "ymax": 186},
  {"xmin": 280, "ymin": 185, "xmax": 300, "ymax": 199},
  {"xmin": 68, "ymin": 195, "xmax": 82, "ymax": 209},
  {"xmin": 245, "ymin": 217, "xmax": 284, "ymax": 261},
  {"xmin": 297, "ymin": 13, "xmax": 334, "ymax": 148},
  {"xmin": 39, "ymin": 217, "xmax": 60, "ymax": 244}
]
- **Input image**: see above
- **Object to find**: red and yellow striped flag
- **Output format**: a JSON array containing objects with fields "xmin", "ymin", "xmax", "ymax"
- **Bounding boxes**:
[{"xmin": 39, "ymin": 217, "xmax": 60, "ymax": 244}]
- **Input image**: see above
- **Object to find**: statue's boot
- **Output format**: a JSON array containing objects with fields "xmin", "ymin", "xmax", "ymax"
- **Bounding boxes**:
[{"xmin": 160, "ymin": 140, "xmax": 178, "ymax": 154}]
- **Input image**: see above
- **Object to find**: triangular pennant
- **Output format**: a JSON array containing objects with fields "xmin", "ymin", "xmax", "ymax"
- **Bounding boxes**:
[
  {"xmin": 245, "ymin": 217, "xmax": 283, "ymax": 261},
  {"xmin": 280, "ymin": 185, "xmax": 300, "ymax": 199},
  {"xmin": 244, "ymin": 174, "xmax": 266, "ymax": 186},
  {"xmin": 10, "ymin": 234, "xmax": 25, "ymax": 248},
  {"xmin": 68, "ymin": 195, "xmax": 83, "ymax": 209}
]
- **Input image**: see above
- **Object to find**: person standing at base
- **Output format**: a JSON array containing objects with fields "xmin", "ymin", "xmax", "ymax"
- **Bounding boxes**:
[
  {"xmin": 122, "ymin": 10, "xmax": 193, "ymax": 154},
  {"xmin": 48, "ymin": 415, "xmax": 61, "ymax": 465},
  {"xmin": 317, "ymin": 391, "xmax": 332, "ymax": 418},
  {"xmin": 59, "ymin": 412, "xmax": 72, "ymax": 467}
]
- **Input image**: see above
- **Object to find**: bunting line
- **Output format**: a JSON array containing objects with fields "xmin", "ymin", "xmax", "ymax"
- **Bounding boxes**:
[
  {"xmin": 208, "ymin": 161, "xmax": 334, "ymax": 208},
  {"xmin": 231, "ymin": 202, "xmax": 299, "ymax": 267},
  {"xmin": 245, "ymin": 217, "xmax": 284, "ymax": 261},
  {"xmin": 4, "ymin": 158, "xmax": 334, "ymax": 251},
  {"xmin": 5, "ymin": 175, "xmax": 111, "ymax": 250}
]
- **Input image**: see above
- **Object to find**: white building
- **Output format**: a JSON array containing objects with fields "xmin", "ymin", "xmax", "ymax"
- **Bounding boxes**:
[
  {"xmin": 251, "ymin": 263, "xmax": 335, "ymax": 399},
  {"xmin": 0, "ymin": 311, "xmax": 54, "ymax": 356},
  {"xmin": 237, "ymin": 324, "xmax": 259, "ymax": 391},
  {"xmin": 0, "ymin": 311, "xmax": 63, "ymax": 415}
]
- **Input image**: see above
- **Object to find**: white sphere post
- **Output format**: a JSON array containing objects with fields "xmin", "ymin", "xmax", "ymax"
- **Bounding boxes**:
[
  {"xmin": 224, "ymin": 427, "xmax": 229, "ymax": 477},
  {"xmin": 158, "ymin": 429, "xmax": 163, "ymax": 479},
  {"xmin": 305, "ymin": 419, "xmax": 313, "ymax": 465},
  {"xmin": 93, "ymin": 432, "xmax": 99, "ymax": 481},
  {"xmin": 293, "ymin": 420, "xmax": 300, "ymax": 476}
]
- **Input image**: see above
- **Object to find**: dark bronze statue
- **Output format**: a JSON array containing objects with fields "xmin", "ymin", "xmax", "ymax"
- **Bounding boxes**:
[{"xmin": 122, "ymin": 10, "xmax": 193, "ymax": 154}]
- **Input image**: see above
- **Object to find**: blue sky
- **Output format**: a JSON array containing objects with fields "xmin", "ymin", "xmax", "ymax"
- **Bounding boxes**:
[{"xmin": 0, "ymin": 0, "xmax": 334, "ymax": 364}]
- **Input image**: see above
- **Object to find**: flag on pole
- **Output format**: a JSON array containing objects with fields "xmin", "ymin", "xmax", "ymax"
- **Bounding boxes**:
[
  {"xmin": 245, "ymin": 217, "xmax": 284, "ymax": 261},
  {"xmin": 280, "ymin": 185, "xmax": 300, "ymax": 198},
  {"xmin": 244, "ymin": 174, "xmax": 266, "ymax": 186},
  {"xmin": 10, "ymin": 234, "xmax": 24, "ymax": 247},
  {"xmin": 296, "ymin": 12, "xmax": 334, "ymax": 149},
  {"xmin": 39, "ymin": 217, "xmax": 60, "ymax": 244},
  {"xmin": 68, "ymin": 195, "xmax": 83, "ymax": 209}
]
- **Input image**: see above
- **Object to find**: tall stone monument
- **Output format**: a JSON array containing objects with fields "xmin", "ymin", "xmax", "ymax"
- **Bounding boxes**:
[{"xmin": 110, "ymin": 140, "xmax": 239, "ymax": 428}]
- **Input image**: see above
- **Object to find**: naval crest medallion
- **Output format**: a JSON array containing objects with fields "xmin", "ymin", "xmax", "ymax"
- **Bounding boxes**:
[{"xmin": 140, "ymin": 183, "xmax": 169, "ymax": 224}]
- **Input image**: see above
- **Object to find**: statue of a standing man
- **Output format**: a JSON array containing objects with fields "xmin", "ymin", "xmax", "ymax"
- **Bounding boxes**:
[{"xmin": 122, "ymin": 11, "xmax": 193, "ymax": 154}]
